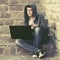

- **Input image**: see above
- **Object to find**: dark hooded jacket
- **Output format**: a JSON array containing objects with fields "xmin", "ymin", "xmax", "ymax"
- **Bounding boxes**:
[
  {"xmin": 24, "ymin": 4, "xmax": 45, "ymax": 29},
  {"xmin": 24, "ymin": 4, "xmax": 49, "ymax": 44}
]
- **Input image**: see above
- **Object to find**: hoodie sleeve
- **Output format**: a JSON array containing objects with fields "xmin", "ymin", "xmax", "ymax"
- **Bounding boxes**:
[{"xmin": 38, "ymin": 14, "xmax": 46, "ymax": 29}]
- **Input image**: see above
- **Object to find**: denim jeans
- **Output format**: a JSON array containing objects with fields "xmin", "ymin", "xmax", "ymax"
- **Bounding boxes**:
[
  {"xmin": 15, "ymin": 27, "xmax": 42, "ymax": 52},
  {"xmin": 33, "ymin": 27, "xmax": 42, "ymax": 48}
]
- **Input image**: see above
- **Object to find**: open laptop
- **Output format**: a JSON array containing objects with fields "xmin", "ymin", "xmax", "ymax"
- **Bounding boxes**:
[{"xmin": 9, "ymin": 26, "xmax": 34, "ymax": 40}]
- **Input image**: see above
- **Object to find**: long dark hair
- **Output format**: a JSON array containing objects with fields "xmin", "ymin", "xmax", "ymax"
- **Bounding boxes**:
[{"xmin": 24, "ymin": 5, "xmax": 31, "ymax": 25}]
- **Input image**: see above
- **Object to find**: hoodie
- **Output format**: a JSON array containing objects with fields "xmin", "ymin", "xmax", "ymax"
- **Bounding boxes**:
[
  {"xmin": 24, "ymin": 4, "xmax": 45, "ymax": 28},
  {"xmin": 24, "ymin": 4, "xmax": 49, "ymax": 44}
]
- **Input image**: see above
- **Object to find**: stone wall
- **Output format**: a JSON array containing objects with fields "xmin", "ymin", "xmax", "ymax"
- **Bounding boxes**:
[{"xmin": 0, "ymin": 0, "xmax": 60, "ymax": 56}]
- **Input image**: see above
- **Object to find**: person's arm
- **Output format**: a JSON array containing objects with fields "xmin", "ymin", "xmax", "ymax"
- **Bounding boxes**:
[
  {"xmin": 30, "ymin": 23, "xmax": 39, "ymax": 29},
  {"xmin": 38, "ymin": 15, "xmax": 45, "ymax": 28}
]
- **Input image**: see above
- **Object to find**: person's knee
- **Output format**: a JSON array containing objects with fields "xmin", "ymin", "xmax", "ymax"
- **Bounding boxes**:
[
  {"xmin": 15, "ymin": 39, "xmax": 22, "ymax": 44},
  {"xmin": 35, "ymin": 27, "xmax": 40, "ymax": 33}
]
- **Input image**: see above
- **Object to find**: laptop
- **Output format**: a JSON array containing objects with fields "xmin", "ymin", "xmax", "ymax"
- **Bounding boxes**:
[{"xmin": 9, "ymin": 26, "xmax": 34, "ymax": 40}]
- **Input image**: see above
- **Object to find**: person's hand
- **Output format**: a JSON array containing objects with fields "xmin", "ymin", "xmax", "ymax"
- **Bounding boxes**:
[
  {"xmin": 33, "ymin": 23, "xmax": 38, "ymax": 27},
  {"xmin": 31, "ymin": 23, "xmax": 38, "ymax": 29}
]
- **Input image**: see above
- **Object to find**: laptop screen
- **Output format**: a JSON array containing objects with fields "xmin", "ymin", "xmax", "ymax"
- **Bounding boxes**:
[{"xmin": 9, "ymin": 26, "xmax": 34, "ymax": 40}]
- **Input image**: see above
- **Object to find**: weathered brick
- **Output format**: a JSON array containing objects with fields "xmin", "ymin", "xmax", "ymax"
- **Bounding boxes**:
[
  {"xmin": 48, "ymin": 20, "xmax": 55, "ymax": 27},
  {"xmin": 0, "ymin": 12, "xmax": 1, "ymax": 17},
  {"xmin": 20, "ymin": 0, "xmax": 39, "ymax": 4},
  {"xmin": 10, "ymin": 46, "xmax": 16, "ymax": 55},
  {"xmin": 0, "ymin": 6, "xmax": 8, "ymax": 11},
  {"xmin": 3, "ymin": 44, "xmax": 16, "ymax": 55},
  {"xmin": 5, "ymin": 19, "xmax": 14, "ymax": 25},
  {"xmin": 59, "ymin": 14, "xmax": 60, "ymax": 21},
  {"xmin": 15, "ymin": 46, "xmax": 29, "ymax": 55},
  {"xmin": 0, "ymin": 48, "xmax": 4, "ymax": 54},
  {"xmin": 0, "ymin": 0, "xmax": 8, "ymax": 4},
  {"xmin": 0, "ymin": 26, "xmax": 10, "ymax": 34},
  {"xmin": 51, "ymin": 12, "xmax": 58, "ymax": 21},
  {"xmin": 0, "ymin": 38, "xmax": 9, "ymax": 44},
  {"xmin": 20, "ymin": 0, "xmax": 29, "ymax": 4},
  {"xmin": 52, "ymin": 4, "xmax": 60, "ymax": 12},
  {"xmin": 0, "ymin": 39, "xmax": 4, "ymax": 44},
  {"xmin": 37, "ymin": 4, "xmax": 45, "ymax": 12},
  {"xmin": 28, "ymin": 0, "xmax": 39, "ymax": 4},
  {"xmin": 8, "ymin": 0, "xmax": 19, "ymax": 5},
  {"xmin": 56, "ymin": 33, "xmax": 60, "ymax": 41},
  {"xmin": 45, "ymin": 11, "xmax": 52, "ymax": 20},
  {"xmin": 56, "ymin": 22, "xmax": 60, "ymax": 40},
  {"xmin": 44, "ymin": 4, "xmax": 60, "ymax": 12},
  {"xmin": 0, "ymin": 20, "xmax": 4, "ymax": 25},
  {"xmin": 3, "ymin": 46, "xmax": 11, "ymax": 55},
  {"xmin": 13, "ymin": 19, "xmax": 24, "ymax": 25},
  {"xmin": 52, "ymin": 0, "xmax": 60, "ymax": 3},
  {"xmin": 8, "ymin": 38, "xmax": 15, "ymax": 43},
  {"xmin": 10, "ymin": 5, "xmax": 24, "ymax": 11},
  {"xmin": 1, "ymin": 12, "xmax": 11, "ymax": 18},
  {"xmin": 0, "ymin": 36, "xmax": 15, "ymax": 44},
  {"xmin": 0, "ymin": 18, "xmax": 14, "ymax": 26},
  {"xmin": 0, "ymin": 45, "xmax": 7, "ymax": 48},
  {"xmin": 3, "ymin": 36, "xmax": 15, "ymax": 43},
  {"xmin": 56, "ymin": 42, "xmax": 60, "ymax": 50},
  {"xmin": 10, "ymin": 12, "xmax": 24, "ymax": 19},
  {"xmin": 41, "ymin": 0, "xmax": 52, "ymax": 4}
]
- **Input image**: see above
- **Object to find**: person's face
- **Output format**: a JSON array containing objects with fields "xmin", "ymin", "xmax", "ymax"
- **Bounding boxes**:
[{"xmin": 27, "ymin": 7, "xmax": 33, "ymax": 17}]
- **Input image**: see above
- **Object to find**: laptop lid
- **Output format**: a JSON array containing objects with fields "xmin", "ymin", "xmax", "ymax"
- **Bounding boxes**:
[{"xmin": 9, "ymin": 26, "xmax": 34, "ymax": 40}]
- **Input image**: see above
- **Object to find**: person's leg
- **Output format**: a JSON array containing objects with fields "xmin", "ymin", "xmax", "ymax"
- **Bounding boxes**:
[
  {"xmin": 33, "ymin": 27, "xmax": 42, "ymax": 49},
  {"xmin": 15, "ymin": 39, "xmax": 39, "ymax": 52},
  {"xmin": 33, "ymin": 27, "xmax": 46, "ymax": 58}
]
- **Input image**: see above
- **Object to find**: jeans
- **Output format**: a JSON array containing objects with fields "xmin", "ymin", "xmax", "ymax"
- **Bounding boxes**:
[
  {"xmin": 33, "ymin": 27, "xmax": 42, "ymax": 49},
  {"xmin": 15, "ymin": 27, "xmax": 42, "ymax": 52}
]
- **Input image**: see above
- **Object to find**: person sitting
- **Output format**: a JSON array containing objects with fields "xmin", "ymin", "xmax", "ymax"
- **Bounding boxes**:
[{"xmin": 15, "ymin": 4, "xmax": 46, "ymax": 58}]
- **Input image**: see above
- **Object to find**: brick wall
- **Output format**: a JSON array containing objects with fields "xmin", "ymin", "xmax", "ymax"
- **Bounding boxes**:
[
  {"xmin": 41, "ymin": 0, "xmax": 60, "ymax": 54},
  {"xmin": 0, "ymin": 0, "xmax": 60, "ymax": 55}
]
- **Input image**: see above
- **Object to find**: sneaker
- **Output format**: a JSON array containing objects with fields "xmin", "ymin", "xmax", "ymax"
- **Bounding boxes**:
[
  {"xmin": 32, "ymin": 55, "xmax": 38, "ymax": 58},
  {"xmin": 39, "ymin": 51, "xmax": 46, "ymax": 59},
  {"xmin": 32, "ymin": 51, "xmax": 39, "ymax": 58}
]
